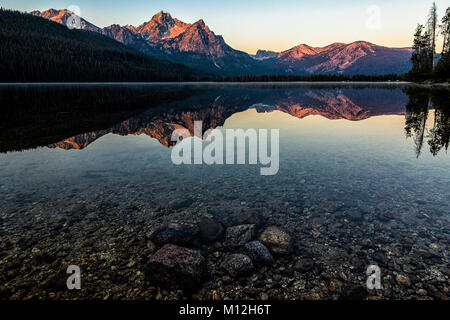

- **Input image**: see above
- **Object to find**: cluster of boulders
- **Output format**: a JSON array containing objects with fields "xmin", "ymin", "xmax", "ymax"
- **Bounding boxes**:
[{"xmin": 143, "ymin": 217, "xmax": 292, "ymax": 290}]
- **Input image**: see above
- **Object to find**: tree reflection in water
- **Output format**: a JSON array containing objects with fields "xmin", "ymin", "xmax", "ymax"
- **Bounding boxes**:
[{"xmin": 404, "ymin": 88, "xmax": 450, "ymax": 157}]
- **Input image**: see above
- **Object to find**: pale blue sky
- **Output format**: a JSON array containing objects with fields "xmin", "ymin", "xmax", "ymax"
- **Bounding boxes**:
[{"xmin": 2, "ymin": 0, "xmax": 447, "ymax": 53}]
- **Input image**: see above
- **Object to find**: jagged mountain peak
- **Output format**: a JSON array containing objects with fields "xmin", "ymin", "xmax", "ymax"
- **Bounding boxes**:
[
  {"xmin": 163, "ymin": 18, "xmax": 232, "ymax": 57},
  {"xmin": 136, "ymin": 10, "xmax": 189, "ymax": 41},
  {"xmin": 37, "ymin": 8, "xmax": 60, "ymax": 18},
  {"xmin": 152, "ymin": 10, "xmax": 173, "ymax": 22},
  {"xmin": 194, "ymin": 19, "xmax": 206, "ymax": 27}
]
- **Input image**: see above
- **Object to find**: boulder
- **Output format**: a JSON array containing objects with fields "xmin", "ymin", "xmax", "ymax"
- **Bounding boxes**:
[{"xmin": 144, "ymin": 244, "xmax": 206, "ymax": 289}]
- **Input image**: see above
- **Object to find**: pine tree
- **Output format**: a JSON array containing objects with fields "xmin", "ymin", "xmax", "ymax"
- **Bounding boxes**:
[
  {"xmin": 410, "ymin": 24, "xmax": 433, "ymax": 76},
  {"xmin": 427, "ymin": 2, "xmax": 438, "ymax": 72},
  {"xmin": 411, "ymin": 24, "xmax": 424, "ymax": 72}
]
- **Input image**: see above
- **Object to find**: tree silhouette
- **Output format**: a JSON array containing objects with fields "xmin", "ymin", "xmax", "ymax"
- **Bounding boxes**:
[
  {"xmin": 428, "ymin": 2, "xmax": 438, "ymax": 72},
  {"xmin": 408, "ymin": 3, "xmax": 450, "ymax": 81},
  {"xmin": 404, "ymin": 88, "xmax": 450, "ymax": 157},
  {"xmin": 427, "ymin": 90, "xmax": 450, "ymax": 155}
]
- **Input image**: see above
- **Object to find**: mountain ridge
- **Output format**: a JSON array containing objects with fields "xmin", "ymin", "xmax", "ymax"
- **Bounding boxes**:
[
  {"xmin": 0, "ymin": 9, "xmax": 207, "ymax": 82},
  {"xmin": 30, "ymin": 8, "xmax": 413, "ymax": 76}
]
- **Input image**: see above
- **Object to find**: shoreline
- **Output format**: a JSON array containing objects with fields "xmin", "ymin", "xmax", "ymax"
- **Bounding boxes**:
[{"xmin": 0, "ymin": 81, "xmax": 448, "ymax": 87}]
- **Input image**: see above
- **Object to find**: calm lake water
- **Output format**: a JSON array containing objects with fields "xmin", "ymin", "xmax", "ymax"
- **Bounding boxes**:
[{"xmin": 0, "ymin": 83, "xmax": 448, "ymax": 300}]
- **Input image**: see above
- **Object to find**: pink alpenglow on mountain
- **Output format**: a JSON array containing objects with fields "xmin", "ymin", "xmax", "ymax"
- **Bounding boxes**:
[{"xmin": 31, "ymin": 9, "xmax": 412, "ymax": 76}]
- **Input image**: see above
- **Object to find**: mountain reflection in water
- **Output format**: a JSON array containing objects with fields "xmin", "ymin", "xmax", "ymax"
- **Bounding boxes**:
[{"xmin": 20, "ymin": 85, "xmax": 446, "ymax": 158}]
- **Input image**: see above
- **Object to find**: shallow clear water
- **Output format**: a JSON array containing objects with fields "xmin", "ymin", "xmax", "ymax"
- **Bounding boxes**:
[{"xmin": 0, "ymin": 84, "xmax": 448, "ymax": 300}]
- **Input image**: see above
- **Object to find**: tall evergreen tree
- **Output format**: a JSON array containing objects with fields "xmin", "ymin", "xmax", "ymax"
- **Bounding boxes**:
[
  {"xmin": 411, "ymin": 24, "xmax": 425, "ymax": 72},
  {"xmin": 427, "ymin": 2, "xmax": 438, "ymax": 72},
  {"xmin": 410, "ymin": 24, "xmax": 433, "ymax": 76}
]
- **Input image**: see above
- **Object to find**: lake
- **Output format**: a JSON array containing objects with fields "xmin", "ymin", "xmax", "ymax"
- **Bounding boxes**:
[{"xmin": 0, "ymin": 83, "xmax": 448, "ymax": 300}]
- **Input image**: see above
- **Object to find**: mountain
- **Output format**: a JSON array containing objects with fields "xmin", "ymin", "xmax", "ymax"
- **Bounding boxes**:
[
  {"xmin": 0, "ymin": 9, "xmax": 207, "ymax": 82},
  {"xmin": 256, "ymin": 41, "xmax": 412, "ymax": 75},
  {"xmin": 30, "ymin": 8, "xmax": 412, "ymax": 76},
  {"xmin": 32, "ymin": 9, "xmax": 266, "ymax": 76}
]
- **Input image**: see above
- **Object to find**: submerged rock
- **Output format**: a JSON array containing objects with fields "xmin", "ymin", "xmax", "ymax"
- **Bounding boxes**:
[
  {"xmin": 144, "ymin": 244, "xmax": 206, "ymax": 289},
  {"xmin": 244, "ymin": 241, "xmax": 273, "ymax": 265},
  {"xmin": 221, "ymin": 254, "xmax": 254, "ymax": 277},
  {"xmin": 198, "ymin": 217, "xmax": 224, "ymax": 242},
  {"xmin": 152, "ymin": 224, "xmax": 199, "ymax": 246},
  {"xmin": 226, "ymin": 224, "xmax": 255, "ymax": 247},
  {"xmin": 259, "ymin": 226, "xmax": 292, "ymax": 255}
]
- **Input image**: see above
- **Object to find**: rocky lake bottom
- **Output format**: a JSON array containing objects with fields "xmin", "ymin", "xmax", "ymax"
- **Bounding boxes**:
[{"xmin": 0, "ymin": 84, "xmax": 448, "ymax": 300}]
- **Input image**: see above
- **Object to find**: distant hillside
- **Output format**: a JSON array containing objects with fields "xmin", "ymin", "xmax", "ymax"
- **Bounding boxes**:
[{"xmin": 0, "ymin": 9, "xmax": 208, "ymax": 82}]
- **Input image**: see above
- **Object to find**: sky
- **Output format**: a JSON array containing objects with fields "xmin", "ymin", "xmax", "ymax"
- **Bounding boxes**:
[{"xmin": 2, "ymin": 0, "xmax": 448, "ymax": 54}]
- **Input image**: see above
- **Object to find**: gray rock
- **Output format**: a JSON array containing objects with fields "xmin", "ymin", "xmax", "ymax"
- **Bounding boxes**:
[
  {"xmin": 152, "ymin": 224, "xmax": 199, "ymax": 246},
  {"xmin": 198, "ymin": 217, "xmax": 224, "ymax": 242},
  {"xmin": 144, "ymin": 244, "xmax": 206, "ymax": 289},
  {"xmin": 226, "ymin": 224, "xmax": 255, "ymax": 247},
  {"xmin": 259, "ymin": 226, "xmax": 292, "ymax": 255},
  {"xmin": 244, "ymin": 241, "xmax": 273, "ymax": 265},
  {"xmin": 221, "ymin": 254, "xmax": 254, "ymax": 277}
]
